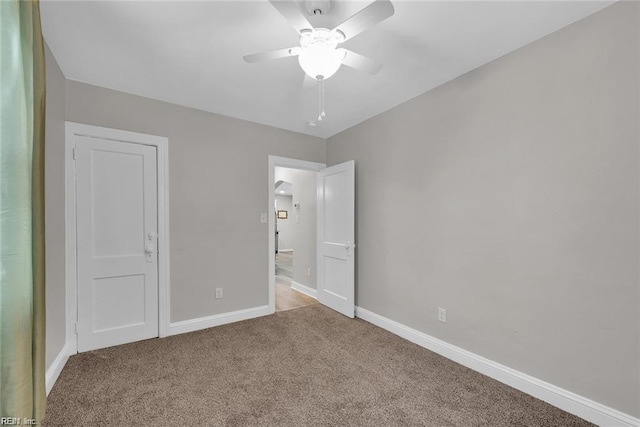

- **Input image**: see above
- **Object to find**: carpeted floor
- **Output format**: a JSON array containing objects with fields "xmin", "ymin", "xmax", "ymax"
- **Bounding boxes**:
[{"xmin": 43, "ymin": 305, "xmax": 593, "ymax": 426}]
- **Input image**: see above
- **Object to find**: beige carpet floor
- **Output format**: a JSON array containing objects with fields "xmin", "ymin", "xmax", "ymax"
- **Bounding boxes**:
[{"xmin": 43, "ymin": 305, "xmax": 592, "ymax": 426}]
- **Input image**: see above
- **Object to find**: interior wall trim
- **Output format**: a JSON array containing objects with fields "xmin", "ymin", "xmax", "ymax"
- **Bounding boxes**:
[
  {"xmin": 45, "ymin": 342, "xmax": 74, "ymax": 395},
  {"xmin": 290, "ymin": 281, "xmax": 318, "ymax": 299},
  {"xmin": 355, "ymin": 306, "xmax": 639, "ymax": 427},
  {"xmin": 169, "ymin": 305, "xmax": 271, "ymax": 336}
]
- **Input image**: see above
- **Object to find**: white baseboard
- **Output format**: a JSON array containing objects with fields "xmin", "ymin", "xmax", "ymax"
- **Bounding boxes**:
[
  {"xmin": 355, "ymin": 306, "xmax": 639, "ymax": 427},
  {"xmin": 278, "ymin": 249, "xmax": 293, "ymax": 253},
  {"xmin": 169, "ymin": 305, "xmax": 271, "ymax": 336},
  {"xmin": 46, "ymin": 342, "xmax": 74, "ymax": 395},
  {"xmin": 291, "ymin": 281, "xmax": 317, "ymax": 299}
]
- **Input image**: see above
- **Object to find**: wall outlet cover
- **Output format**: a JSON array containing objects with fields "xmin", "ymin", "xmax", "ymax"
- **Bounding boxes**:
[{"xmin": 438, "ymin": 307, "xmax": 447, "ymax": 323}]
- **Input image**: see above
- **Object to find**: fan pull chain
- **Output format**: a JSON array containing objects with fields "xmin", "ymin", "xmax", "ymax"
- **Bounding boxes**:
[{"xmin": 317, "ymin": 76, "xmax": 326, "ymax": 122}]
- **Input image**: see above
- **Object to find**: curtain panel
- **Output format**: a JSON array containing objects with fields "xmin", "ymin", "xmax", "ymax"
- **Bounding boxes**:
[{"xmin": 0, "ymin": 0, "xmax": 47, "ymax": 422}]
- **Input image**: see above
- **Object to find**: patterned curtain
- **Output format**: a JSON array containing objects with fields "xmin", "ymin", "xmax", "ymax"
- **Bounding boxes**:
[{"xmin": 0, "ymin": 0, "xmax": 47, "ymax": 422}]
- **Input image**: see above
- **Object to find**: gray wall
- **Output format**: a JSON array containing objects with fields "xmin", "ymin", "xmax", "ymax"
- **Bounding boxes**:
[
  {"xmin": 65, "ymin": 81, "xmax": 326, "ymax": 322},
  {"xmin": 291, "ymin": 170, "xmax": 317, "ymax": 288},
  {"xmin": 326, "ymin": 2, "xmax": 639, "ymax": 417},
  {"xmin": 274, "ymin": 168, "xmax": 317, "ymax": 289},
  {"xmin": 44, "ymin": 43, "xmax": 67, "ymax": 370},
  {"xmin": 275, "ymin": 195, "xmax": 294, "ymax": 251}
]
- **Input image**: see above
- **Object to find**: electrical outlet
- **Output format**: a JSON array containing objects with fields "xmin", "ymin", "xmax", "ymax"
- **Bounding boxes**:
[
  {"xmin": 438, "ymin": 307, "xmax": 446, "ymax": 323},
  {"xmin": 215, "ymin": 288, "xmax": 223, "ymax": 299},
  {"xmin": 307, "ymin": 267, "xmax": 311, "ymax": 277},
  {"xmin": 260, "ymin": 213, "xmax": 267, "ymax": 223}
]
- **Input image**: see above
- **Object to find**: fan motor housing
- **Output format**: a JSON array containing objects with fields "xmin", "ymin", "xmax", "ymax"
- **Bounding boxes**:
[{"xmin": 305, "ymin": 0, "xmax": 331, "ymax": 15}]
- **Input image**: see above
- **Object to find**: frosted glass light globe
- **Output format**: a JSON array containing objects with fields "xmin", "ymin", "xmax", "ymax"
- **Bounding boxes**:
[{"xmin": 298, "ymin": 46, "xmax": 345, "ymax": 80}]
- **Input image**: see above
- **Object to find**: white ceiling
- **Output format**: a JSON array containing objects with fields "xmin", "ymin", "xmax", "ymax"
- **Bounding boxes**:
[
  {"xmin": 275, "ymin": 180, "xmax": 293, "ymax": 195},
  {"xmin": 41, "ymin": 0, "xmax": 613, "ymax": 138}
]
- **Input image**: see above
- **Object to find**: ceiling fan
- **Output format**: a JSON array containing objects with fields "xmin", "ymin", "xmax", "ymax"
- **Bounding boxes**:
[{"xmin": 243, "ymin": 0, "xmax": 395, "ymax": 124}]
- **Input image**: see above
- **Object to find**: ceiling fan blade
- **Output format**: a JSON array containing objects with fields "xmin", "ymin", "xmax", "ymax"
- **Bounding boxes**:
[
  {"xmin": 243, "ymin": 47, "xmax": 300, "ymax": 63},
  {"xmin": 332, "ymin": 0, "xmax": 394, "ymax": 42},
  {"xmin": 269, "ymin": 0, "xmax": 314, "ymax": 35},
  {"xmin": 341, "ymin": 49, "xmax": 383, "ymax": 75}
]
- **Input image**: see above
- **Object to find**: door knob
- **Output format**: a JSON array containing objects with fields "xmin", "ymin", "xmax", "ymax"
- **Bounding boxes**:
[{"xmin": 145, "ymin": 243, "xmax": 155, "ymax": 254}]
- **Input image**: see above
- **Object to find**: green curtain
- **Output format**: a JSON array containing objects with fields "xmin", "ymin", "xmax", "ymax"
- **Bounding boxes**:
[{"xmin": 0, "ymin": 0, "xmax": 47, "ymax": 422}]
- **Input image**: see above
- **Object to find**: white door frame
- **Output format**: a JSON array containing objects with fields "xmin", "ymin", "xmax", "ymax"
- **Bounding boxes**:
[
  {"xmin": 65, "ymin": 122, "xmax": 171, "ymax": 353},
  {"xmin": 268, "ymin": 156, "xmax": 325, "ymax": 313}
]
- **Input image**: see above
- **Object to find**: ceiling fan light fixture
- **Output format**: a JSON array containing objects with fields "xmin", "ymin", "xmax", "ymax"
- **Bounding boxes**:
[
  {"xmin": 298, "ymin": 45, "xmax": 345, "ymax": 80},
  {"xmin": 330, "ymin": 29, "xmax": 346, "ymax": 43},
  {"xmin": 244, "ymin": 0, "xmax": 396, "ymax": 123}
]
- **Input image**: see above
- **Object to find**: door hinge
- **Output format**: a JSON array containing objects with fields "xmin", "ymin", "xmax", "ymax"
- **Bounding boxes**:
[
  {"xmin": 72, "ymin": 147, "xmax": 77, "ymax": 160},
  {"xmin": 75, "ymin": 322, "xmax": 79, "ymax": 334}
]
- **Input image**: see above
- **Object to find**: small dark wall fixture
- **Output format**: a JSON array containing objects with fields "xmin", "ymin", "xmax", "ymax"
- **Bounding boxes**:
[{"xmin": 277, "ymin": 210, "xmax": 288, "ymax": 219}]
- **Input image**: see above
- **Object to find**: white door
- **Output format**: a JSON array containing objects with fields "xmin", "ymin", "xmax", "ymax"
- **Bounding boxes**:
[
  {"xmin": 317, "ymin": 160, "xmax": 355, "ymax": 318},
  {"xmin": 76, "ymin": 136, "xmax": 159, "ymax": 352}
]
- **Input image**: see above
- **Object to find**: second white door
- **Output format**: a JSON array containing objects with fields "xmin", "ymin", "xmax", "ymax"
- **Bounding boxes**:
[
  {"xmin": 75, "ymin": 136, "xmax": 159, "ymax": 352},
  {"xmin": 317, "ymin": 160, "xmax": 355, "ymax": 318}
]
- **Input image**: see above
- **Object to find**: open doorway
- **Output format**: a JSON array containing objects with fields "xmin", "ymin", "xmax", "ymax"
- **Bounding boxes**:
[
  {"xmin": 274, "ymin": 168, "xmax": 318, "ymax": 311},
  {"xmin": 268, "ymin": 155, "xmax": 356, "ymax": 317},
  {"xmin": 274, "ymin": 179, "xmax": 293, "ymax": 280},
  {"xmin": 268, "ymin": 156, "xmax": 325, "ymax": 313}
]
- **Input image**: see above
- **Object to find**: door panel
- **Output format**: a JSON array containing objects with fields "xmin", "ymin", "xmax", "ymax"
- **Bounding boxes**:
[
  {"xmin": 91, "ymin": 149, "xmax": 145, "ymax": 257},
  {"xmin": 93, "ymin": 275, "xmax": 146, "ymax": 331},
  {"xmin": 317, "ymin": 160, "xmax": 355, "ymax": 318},
  {"xmin": 76, "ymin": 136, "xmax": 158, "ymax": 352},
  {"xmin": 323, "ymin": 173, "xmax": 348, "ymax": 243}
]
